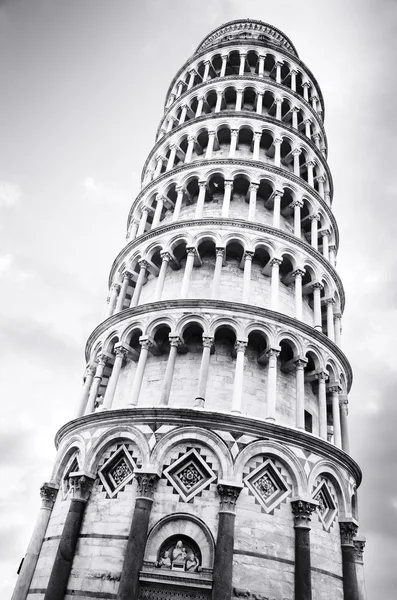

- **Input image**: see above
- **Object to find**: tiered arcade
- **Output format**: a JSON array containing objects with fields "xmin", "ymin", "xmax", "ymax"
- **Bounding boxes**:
[{"xmin": 13, "ymin": 19, "xmax": 366, "ymax": 600}]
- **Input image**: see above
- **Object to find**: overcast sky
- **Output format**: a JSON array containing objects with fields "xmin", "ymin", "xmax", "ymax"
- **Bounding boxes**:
[{"xmin": 0, "ymin": 0, "xmax": 396, "ymax": 598}]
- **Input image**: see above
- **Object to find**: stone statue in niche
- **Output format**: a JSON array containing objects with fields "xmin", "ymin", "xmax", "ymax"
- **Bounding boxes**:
[{"xmin": 156, "ymin": 537, "xmax": 201, "ymax": 572}]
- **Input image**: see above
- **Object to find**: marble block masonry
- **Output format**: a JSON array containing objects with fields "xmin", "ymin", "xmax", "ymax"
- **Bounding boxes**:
[{"xmin": 12, "ymin": 18, "xmax": 367, "ymax": 600}]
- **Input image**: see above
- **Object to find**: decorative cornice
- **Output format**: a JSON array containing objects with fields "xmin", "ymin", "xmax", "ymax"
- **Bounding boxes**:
[
  {"xmin": 164, "ymin": 37, "xmax": 325, "ymax": 119},
  {"xmin": 84, "ymin": 299, "xmax": 352, "ymax": 389},
  {"xmin": 111, "ymin": 217, "xmax": 343, "ymax": 308},
  {"xmin": 54, "ymin": 407, "xmax": 362, "ymax": 486},
  {"xmin": 128, "ymin": 159, "xmax": 336, "ymax": 245},
  {"xmin": 152, "ymin": 101, "xmax": 327, "ymax": 183}
]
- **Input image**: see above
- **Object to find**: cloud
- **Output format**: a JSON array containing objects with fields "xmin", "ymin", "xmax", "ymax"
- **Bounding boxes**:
[
  {"xmin": 82, "ymin": 176, "xmax": 134, "ymax": 205},
  {"xmin": 0, "ymin": 254, "xmax": 33, "ymax": 283},
  {"xmin": 0, "ymin": 181, "xmax": 21, "ymax": 207}
]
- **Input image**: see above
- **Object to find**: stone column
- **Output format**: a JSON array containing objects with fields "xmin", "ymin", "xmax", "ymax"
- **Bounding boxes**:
[
  {"xmin": 329, "ymin": 245, "xmax": 336, "ymax": 267},
  {"xmin": 84, "ymin": 355, "xmax": 107, "ymax": 415},
  {"xmin": 334, "ymin": 312, "xmax": 342, "ymax": 347},
  {"xmin": 159, "ymin": 336, "xmax": 180, "ymax": 406},
  {"xmin": 154, "ymin": 251, "xmax": 171, "ymax": 301},
  {"xmin": 312, "ymin": 282, "xmax": 323, "ymax": 330},
  {"xmin": 275, "ymin": 97, "xmax": 282, "ymax": 120},
  {"xmin": 318, "ymin": 176, "xmax": 325, "ymax": 198},
  {"xmin": 292, "ymin": 149, "xmax": 301, "ymax": 178},
  {"xmin": 44, "ymin": 475, "xmax": 94, "ymax": 600},
  {"xmin": 293, "ymin": 269, "xmax": 305, "ymax": 320},
  {"xmin": 128, "ymin": 219, "xmax": 139, "ymax": 242},
  {"xmin": 185, "ymin": 135, "xmax": 195, "ymax": 163},
  {"xmin": 273, "ymin": 190, "xmax": 282, "ymax": 228},
  {"xmin": 311, "ymin": 96, "xmax": 318, "ymax": 110},
  {"xmin": 166, "ymin": 118, "xmax": 174, "ymax": 133},
  {"xmin": 270, "ymin": 258, "xmax": 282, "ymax": 311},
  {"xmin": 130, "ymin": 260, "xmax": 148, "ymax": 308},
  {"xmin": 102, "ymin": 345, "xmax": 128, "ymax": 410},
  {"xmin": 340, "ymin": 396, "xmax": 350, "ymax": 453},
  {"xmin": 154, "ymin": 156, "xmax": 163, "ymax": 178},
  {"xmin": 256, "ymin": 92, "xmax": 263, "ymax": 115},
  {"xmin": 295, "ymin": 359, "xmax": 307, "ymax": 429},
  {"xmin": 339, "ymin": 521, "xmax": 360, "ymax": 600},
  {"xmin": 291, "ymin": 499, "xmax": 317, "ymax": 600},
  {"xmin": 326, "ymin": 299, "xmax": 335, "ymax": 342},
  {"xmin": 211, "ymin": 483, "xmax": 243, "ymax": 600},
  {"xmin": 330, "ymin": 384, "xmax": 342, "ymax": 448},
  {"xmin": 220, "ymin": 54, "xmax": 228, "ymax": 77},
  {"xmin": 117, "ymin": 472, "xmax": 159, "ymax": 600},
  {"xmin": 231, "ymin": 341, "xmax": 247, "ymax": 414},
  {"xmin": 229, "ymin": 129, "xmax": 238, "ymax": 157},
  {"xmin": 166, "ymin": 144, "xmax": 177, "ymax": 171},
  {"xmin": 105, "ymin": 283, "xmax": 120, "ymax": 319},
  {"xmin": 173, "ymin": 185, "xmax": 185, "ymax": 222},
  {"xmin": 215, "ymin": 90, "xmax": 223, "ymax": 112},
  {"xmin": 74, "ymin": 364, "xmax": 96, "ymax": 418},
  {"xmin": 239, "ymin": 52, "xmax": 246, "ymax": 75},
  {"xmin": 266, "ymin": 348, "xmax": 280, "ymax": 421},
  {"xmin": 195, "ymin": 97, "xmax": 204, "ymax": 118},
  {"xmin": 180, "ymin": 247, "xmax": 196, "ymax": 298},
  {"xmin": 274, "ymin": 138, "xmax": 282, "ymax": 167},
  {"xmin": 187, "ymin": 69, "xmax": 195, "ymax": 89},
  {"xmin": 321, "ymin": 229, "xmax": 330, "ymax": 259},
  {"xmin": 304, "ymin": 119, "xmax": 312, "ymax": 139},
  {"xmin": 290, "ymin": 69, "xmax": 297, "ymax": 91},
  {"xmin": 242, "ymin": 251, "xmax": 254, "ymax": 304},
  {"xmin": 253, "ymin": 132, "xmax": 261, "ymax": 160},
  {"xmin": 235, "ymin": 88, "xmax": 243, "ymax": 111},
  {"xmin": 291, "ymin": 107, "xmax": 299, "ymax": 130},
  {"xmin": 203, "ymin": 60, "xmax": 211, "ymax": 82},
  {"xmin": 276, "ymin": 61, "xmax": 283, "ymax": 83},
  {"xmin": 211, "ymin": 247, "xmax": 225, "ymax": 299},
  {"xmin": 195, "ymin": 336, "xmax": 214, "ymax": 407},
  {"xmin": 11, "ymin": 483, "xmax": 59, "ymax": 600},
  {"xmin": 293, "ymin": 199, "xmax": 303, "ymax": 236},
  {"xmin": 151, "ymin": 195, "xmax": 164, "ymax": 228},
  {"xmin": 195, "ymin": 180, "xmax": 207, "ymax": 218},
  {"xmin": 302, "ymin": 82, "xmax": 310, "ymax": 102},
  {"xmin": 248, "ymin": 182, "xmax": 258, "ymax": 220},
  {"xmin": 317, "ymin": 371, "xmax": 328, "ymax": 440},
  {"xmin": 258, "ymin": 54, "xmax": 265, "ymax": 76},
  {"xmin": 115, "ymin": 270, "xmax": 132, "ymax": 313},
  {"xmin": 205, "ymin": 131, "xmax": 216, "ymax": 159},
  {"xmin": 354, "ymin": 537, "xmax": 367, "ymax": 600},
  {"xmin": 129, "ymin": 338, "xmax": 152, "ymax": 406},
  {"xmin": 307, "ymin": 161, "xmax": 315, "ymax": 188},
  {"xmin": 221, "ymin": 180, "xmax": 233, "ymax": 217},
  {"xmin": 310, "ymin": 214, "xmax": 319, "ymax": 250}
]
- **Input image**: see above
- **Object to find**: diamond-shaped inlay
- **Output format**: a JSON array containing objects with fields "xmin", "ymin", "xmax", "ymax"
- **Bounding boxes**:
[
  {"xmin": 163, "ymin": 449, "xmax": 217, "ymax": 502},
  {"xmin": 98, "ymin": 444, "xmax": 136, "ymax": 498},
  {"xmin": 244, "ymin": 458, "xmax": 291, "ymax": 513},
  {"xmin": 312, "ymin": 480, "xmax": 337, "ymax": 530}
]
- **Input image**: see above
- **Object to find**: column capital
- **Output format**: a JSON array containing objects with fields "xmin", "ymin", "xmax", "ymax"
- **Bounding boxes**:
[
  {"xmin": 224, "ymin": 179, "xmax": 233, "ymax": 189},
  {"xmin": 141, "ymin": 204, "xmax": 151, "ymax": 214},
  {"xmin": 266, "ymin": 347, "xmax": 281, "ymax": 359},
  {"xmin": 187, "ymin": 133, "xmax": 196, "ymax": 142},
  {"xmin": 290, "ymin": 68, "xmax": 298, "ymax": 75},
  {"xmin": 40, "ymin": 482, "xmax": 59, "ymax": 508},
  {"xmin": 312, "ymin": 281, "xmax": 323, "ymax": 290},
  {"xmin": 217, "ymin": 482, "xmax": 243, "ymax": 513},
  {"xmin": 160, "ymin": 250, "xmax": 173, "ymax": 262},
  {"xmin": 316, "ymin": 370, "xmax": 328, "ymax": 382},
  {"xmin": 114, "ymin": 344, "xmax": 129, "ymax": 359},
  {"xmin": 292, "ymin": 147, "xmax": 302, "ymax": 155},
  {"xmin": 353, "ymin": 537, "xmax": 366, "ymax": 563},
  {"xmin": 324, "ymin": 296, "xmax": 335, "ymax": 305},
  {"xmin": 340, "ymin": 396, "xmax": 349, "ymax": 415},
  {"xmin": 96, "ymin": 354, "xmax": 108, "ymax": 368},
  {"xmin": 309, "ymin": 213, "xmax": 320, "ymax": 221},
  {"xmin": 294, "ymin": 357, "xmax": 308, "ymax": 370},
  {"xmin": 275, "ymin": 96, "xmax": 283, "ymax": 104},
  {"xmin": 139, "ymin": 336, "xmax": 153, "ymax": 351},
  {"xmin": 231, "ymin": 129, "xmax": 239, "ymax": 137},
  {"xmin": 122, "ymin": 269, "xmax": 133, "ymax": 281},
  {"xmin": 138, "ymin": 258, "xmax": 150, "ymax": 269},
  {"xmin": 321, "ymin": 228, "xmax": 331, "ymax": 237},
  {"xmin": 215, "ymin": 247, "xmax": 225, "ymax": 257},
  {"xmin": 204, "ymin": 59, "xmax": 211, "ymax": 66},
  {"xmin": 202, "ymin": 335, "xmax": 214, "ymax": 348},
  {"xmin": 216, "ymin": 89, "xmax": 223, "ymax": 96},
  {"xmin": 291, "ymin": 498, "xmax": 317, "ymax": 528},
  {"xmin": 135, "ymin": 471, "xmax": 159, "ymax": 501},
  {"xmin": 111, "ymin": 282, "xmax": 121, "ymax": 293},
  {"xmin": 292, "ymin": 198, "xmax": 304, "ymax": 208},
  {"xmin": 312, "ymin": 132, "xmax": 321, "ymax": 141},
  {"xmin": 234, "ymin": 340, "xmax": 247, "ymax": 354},
  {"xmin": 339, "ymin": 520, "xmax": 359, "ymax": 546},
  {"xmin": 198, "ymin": 180, "xmax": 207, "ymax": 189},
  {"xmin": 243, "ymin": 250, "xmax": 255, "ymax": 261},
  {"xmin": 273, "ymin": 137, "xmax": 283, "ymax": 146},
  {"xmin": 69, "ymin": 473, "xmax": 95, "ymax": 502},
  {"xmin": 253, "ymin": 131, "xmax": 262, "ymax": 140},
  {"xmin": 186, "ymin": 246, "xmax": 197, "ymax": 257},
  {"xmin": 302, "ymin": 81, "xmax": 311, "ymax": 88},
  {"xmin": 169, "ymin": 143, "xmax": 177, "ymax": 150},
  {"xmin": 257, "ymin": 90, "xmax": 264, "ymax": 97},
  {"xmin": 307, "ymin": 159, "xmax": 316, "ymax": 168},
  {"xmin": 270, "ymin": 257, "xmax": 283, "ymax": 267},
  {"xmin": 208, "ymin": 130, "xmax": 216, "ymax": 138},
  {"xmin": 168, "ymin": 335, "xmax": 181, "ymax": 348},
  {"xmin": 328, "ymin": 383, "xmax": 342, "ymax": 394},
  {"xmin": 85, "ymin": 363, "xmax": 96, "ymax": 378},
  {"xmin": 249, "ymin": 182, "xmax": 259, "ymax": 192},
  {"xmin": 175, "ymin": 184, "xmax": 186, "ymax": 193},
  {"xmin": 292, "ymin": 268, "xmax": 306, "ymax": 278},
  {"xmin": 275, "ymin": 59, "xmax": 284, "ymax": 66}
]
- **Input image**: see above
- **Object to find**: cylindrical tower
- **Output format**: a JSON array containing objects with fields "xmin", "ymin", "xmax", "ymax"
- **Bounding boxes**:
[{"xmin": 13, "ymin": 19, "xmax": 366, "ymax": 600}]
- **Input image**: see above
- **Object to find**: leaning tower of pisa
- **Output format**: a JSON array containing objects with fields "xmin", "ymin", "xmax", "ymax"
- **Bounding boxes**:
[{"xmin": 13, "ymin": 19, "xmax": 367, "ymax": 600}]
